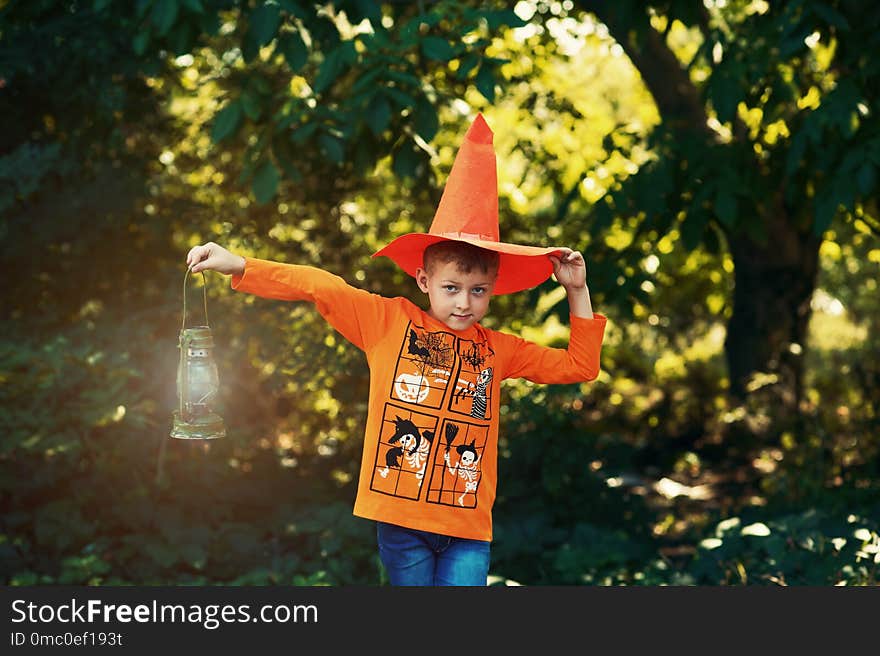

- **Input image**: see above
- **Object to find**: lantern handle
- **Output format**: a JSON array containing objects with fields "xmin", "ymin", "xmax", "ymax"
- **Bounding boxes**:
[{"xmin": 181, "ymin": 268, "xmax": 210, "ymax": 331}]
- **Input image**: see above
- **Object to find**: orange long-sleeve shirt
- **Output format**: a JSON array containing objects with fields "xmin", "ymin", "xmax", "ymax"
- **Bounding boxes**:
[{"xmin": 232, "ymin": 257, "xmax": 607, "ymax": 541}]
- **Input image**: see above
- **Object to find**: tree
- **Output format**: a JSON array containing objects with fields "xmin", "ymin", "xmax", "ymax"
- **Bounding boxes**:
[
  {"xmin": 0, "ymin": 0, "xmax": 526, "ymax": 207},
  {"xmin": 570, "ymin": 0, "xmax": 880, "ymax": 411},
  {"xmin": 132, "ymin": 0, "xmax": 524, "ymax": 198},
  {"xmin": 0, "ymin": 0, "xmax": 526, "ymax": 325}
]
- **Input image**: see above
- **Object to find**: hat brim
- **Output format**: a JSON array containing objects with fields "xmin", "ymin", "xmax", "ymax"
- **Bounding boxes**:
[{"xmin": 372, "ymin": 233, "xmax": 564, "ymax": 295}]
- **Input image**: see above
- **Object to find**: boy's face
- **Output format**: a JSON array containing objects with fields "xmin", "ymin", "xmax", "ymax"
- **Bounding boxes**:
[{"xmin": 416, "ymin": 260, "xmax": 496, "ymax": 332}]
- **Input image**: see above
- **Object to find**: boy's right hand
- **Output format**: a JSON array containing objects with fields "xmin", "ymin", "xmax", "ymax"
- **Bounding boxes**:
[{"xmin": 186, "ymin": 242, "xmax": 246, "ymax": 276}]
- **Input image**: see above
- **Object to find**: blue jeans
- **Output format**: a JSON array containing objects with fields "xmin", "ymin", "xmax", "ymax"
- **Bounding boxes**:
[{"xmin": 376, "ymin": 521, "xmax": 490, "ymax": 586}]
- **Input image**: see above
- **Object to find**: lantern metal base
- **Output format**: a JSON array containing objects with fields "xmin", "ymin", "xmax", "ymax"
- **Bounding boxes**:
[{"xmin": 170, "ymin": 410, "xmax": 226, "ymax": 440}]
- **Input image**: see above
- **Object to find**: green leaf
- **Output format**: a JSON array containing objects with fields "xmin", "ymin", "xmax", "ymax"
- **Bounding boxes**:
[
  {"xmin": 421, "ymin": 37, "xmax": 454, "ymax": 61},
  {"xmin": 133, "ymin": 31, "xmax": 150, "ymax": 56},
  {"xmin": 252, "ymin": 160, "xmax": 280, "ymax": 204},
  {"xmin": 393, "ymin": 141, "xmax": 421, "ymax": 179},
  {"xmin": 780, "ymin": 29, "xmax": 811, "ymax": 58},
  {"xmin": 211, "ymin": 100, "xmax": 243, "ymax": 143},
  {"xmin": 250, "ymin": 2, "xmax": 281, "ymax": 46},
  {"xmin": 385, "ymin": 87, "xmax": 417, "ymax": 109},
  {"xmin": 151, "ymin": 0, "xmax": 179, "ymax": 36},
  {"xmin": 457, "ymin": 53, "xmax": 480, "ymax": 79},
  {"xmin": 242, "ymin": 32, "xmax": 260, "ymax": 63},
  {"xmin": 483, "ymin": 56, "xmax": 511, "ymax": 67},
  {"xmin": 200, "ymin": 10, "xmax": 221, "ymax": 35},
  {"xmin": 414, "ymin": 97, "xmax": 438, "ymax": 142},
  {"xmin": 278, "ymin": 31, "xmax": 308, "ymax": 71},
  {"xmin": 857, "ymin": 163, "xmax": 875, "ymax": 195},
  {"xmin": 348, "ymin": 0, "xmax": 382, "ymax": 23},
  {"xmin": 353, "ymin": 137, "xmax": 382, "ymax": 174},
  {"xmin": 252, "ymin": 76, "xmax": 271, "ymax": 95},
  {"xmin": 241, "ymin": 90, "xmax": 262, "ymax": 121},
  {"xmin": 709, "ymin": 70, "xmax": 739, "ymax": 125},
  {"xmin": 813, "ymin": 192, "xmax": 838, "ymax": 237},
  {"xmin": 401, "ymin": 14, "xmax": 437, "ymax": 41},
  {"xmin": 181, "ymin": 0, "xmax": 204, "ymax": 12},
  {"xmin": 786, "ymin": 130, "xmax": 807, "ymax": 176},
  {"xmin": 484, "ymin": 9, "xmax": 528, "ymax": 30},
  {"xmin": 310, "ymin": 15, "xmax": 342, "ymax": 48},
  {"xmin": 279, "ymin": 0, "xmax": 306, "ymax": 18},
  {"xmin": 365, "ymin": 94, "xmax": 391, "ymax": 136},
  {"xmin": 314, "ymin": 48, "xmax": 343, "ymax": 94},
  {"xmin": 291, "ymin": 122, "xmax": 318, "ymax": 144},
  {"xmin": 319, "ymin": 134, "xmax": 345, "ymax": 164},
  {"xmin": 339, "ymin": 40, "xmax": 358, "ymax": 65},
  {"xmin": 715, "ymin": 190, "xmax": 737, "ymax": 227},
  {"xmin": 385, "ymin": 70, "xmax": 421, "ymax": 89},
  {"xmin": 812, "ymin": 4, "xmax": 850, "ymax": 30},
  {"xmin": 352, "ymin": 68, "xmax": 383, "ymax": 95},
  {"xmin": 168, "ymin": 22, "xmax": 195, "ymax": 55},
  {"xmin": 475, "ymin": 65, "xmax": 496, "ymax": 103}
]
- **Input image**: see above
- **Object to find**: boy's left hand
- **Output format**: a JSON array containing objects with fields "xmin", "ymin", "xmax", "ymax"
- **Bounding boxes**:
[{"xmin": 549, "ymin": 248, "xmax": 587, "ymax": 290}]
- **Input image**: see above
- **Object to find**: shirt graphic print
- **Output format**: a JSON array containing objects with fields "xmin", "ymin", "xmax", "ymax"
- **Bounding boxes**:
[{"xmin": 370, "ymin": 322, "xmax": 494, "ymax": 509}]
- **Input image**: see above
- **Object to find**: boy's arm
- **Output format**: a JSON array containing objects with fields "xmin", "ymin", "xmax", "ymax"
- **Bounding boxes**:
[
  {"xmin": 232, "ymin": 257, "xmax": 390, "ymax": 351},
  {"xmin": 187, "ymin": 243, "xmax": 388, "ymax": 351},
  {"xmin": 498, "ymin": 313, "xmax": 606, "ymax": 384},
  {"xmin": 499, "ymin": 248, "xmax": 606, "ymax": 383}
]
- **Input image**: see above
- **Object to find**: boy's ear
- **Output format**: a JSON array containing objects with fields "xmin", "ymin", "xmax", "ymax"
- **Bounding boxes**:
[{"xmin": 414, "ymin": 267, "xmax": 430, "ymax": 293}]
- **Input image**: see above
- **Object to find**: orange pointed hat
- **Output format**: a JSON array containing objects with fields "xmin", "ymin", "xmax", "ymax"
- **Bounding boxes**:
[{"xmin": 372, "ymin": 113, "xmax": 562, "ymax": 294}]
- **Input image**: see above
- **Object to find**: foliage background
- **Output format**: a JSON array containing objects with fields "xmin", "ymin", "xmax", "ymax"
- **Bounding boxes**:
[{"xmin": 1, "ymin": 0, "xmax": 878, "ymax": 586}]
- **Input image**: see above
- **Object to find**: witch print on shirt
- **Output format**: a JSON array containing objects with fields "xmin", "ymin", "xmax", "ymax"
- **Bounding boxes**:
[
  {"xmin": 370, "ymin": 322, "xmax": 492, "ymax": 505},
  {"xmin": 371, "ymin": 404, "xmax": 439, "ymax": 500}
]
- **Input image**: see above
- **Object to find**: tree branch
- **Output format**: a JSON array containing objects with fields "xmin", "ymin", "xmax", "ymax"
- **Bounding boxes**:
[{"xmin": 577, "ymin": 1, "xmax": 711, "ymax": 138}]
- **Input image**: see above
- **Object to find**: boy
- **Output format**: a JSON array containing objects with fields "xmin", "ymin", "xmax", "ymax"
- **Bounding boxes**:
[{"xmin": 186, "ymin": 115, "xmax": 607, "ymax": 586}]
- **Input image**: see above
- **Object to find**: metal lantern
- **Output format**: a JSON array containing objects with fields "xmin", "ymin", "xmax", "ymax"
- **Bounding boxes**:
[{"xmin": 170, "ymin": 269, "xmax": 227, "ymax": 440}]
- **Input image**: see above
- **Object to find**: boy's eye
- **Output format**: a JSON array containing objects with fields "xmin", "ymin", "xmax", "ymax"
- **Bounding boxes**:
[
  {"xmin": 472, "ymin": 287, "xmax": 486, "ymax": 295},
  {"xmin": 444, "ymin": 285, "xmax": 458, "ymax": 293}
]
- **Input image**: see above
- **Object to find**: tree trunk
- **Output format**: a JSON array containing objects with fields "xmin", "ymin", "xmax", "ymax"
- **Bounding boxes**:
[
  {"xmin": 725, "ymin": 210, "xmax": 821, "ymax": 408},
  {"xmin": 583, "ymin": 2, "xmax": 822, "ymax": 411}
]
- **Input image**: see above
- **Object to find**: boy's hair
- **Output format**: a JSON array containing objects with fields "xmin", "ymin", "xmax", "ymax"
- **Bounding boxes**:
[{"xmin": 423, "ymin": 241, "xmax": 500, "ymax": 277}]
